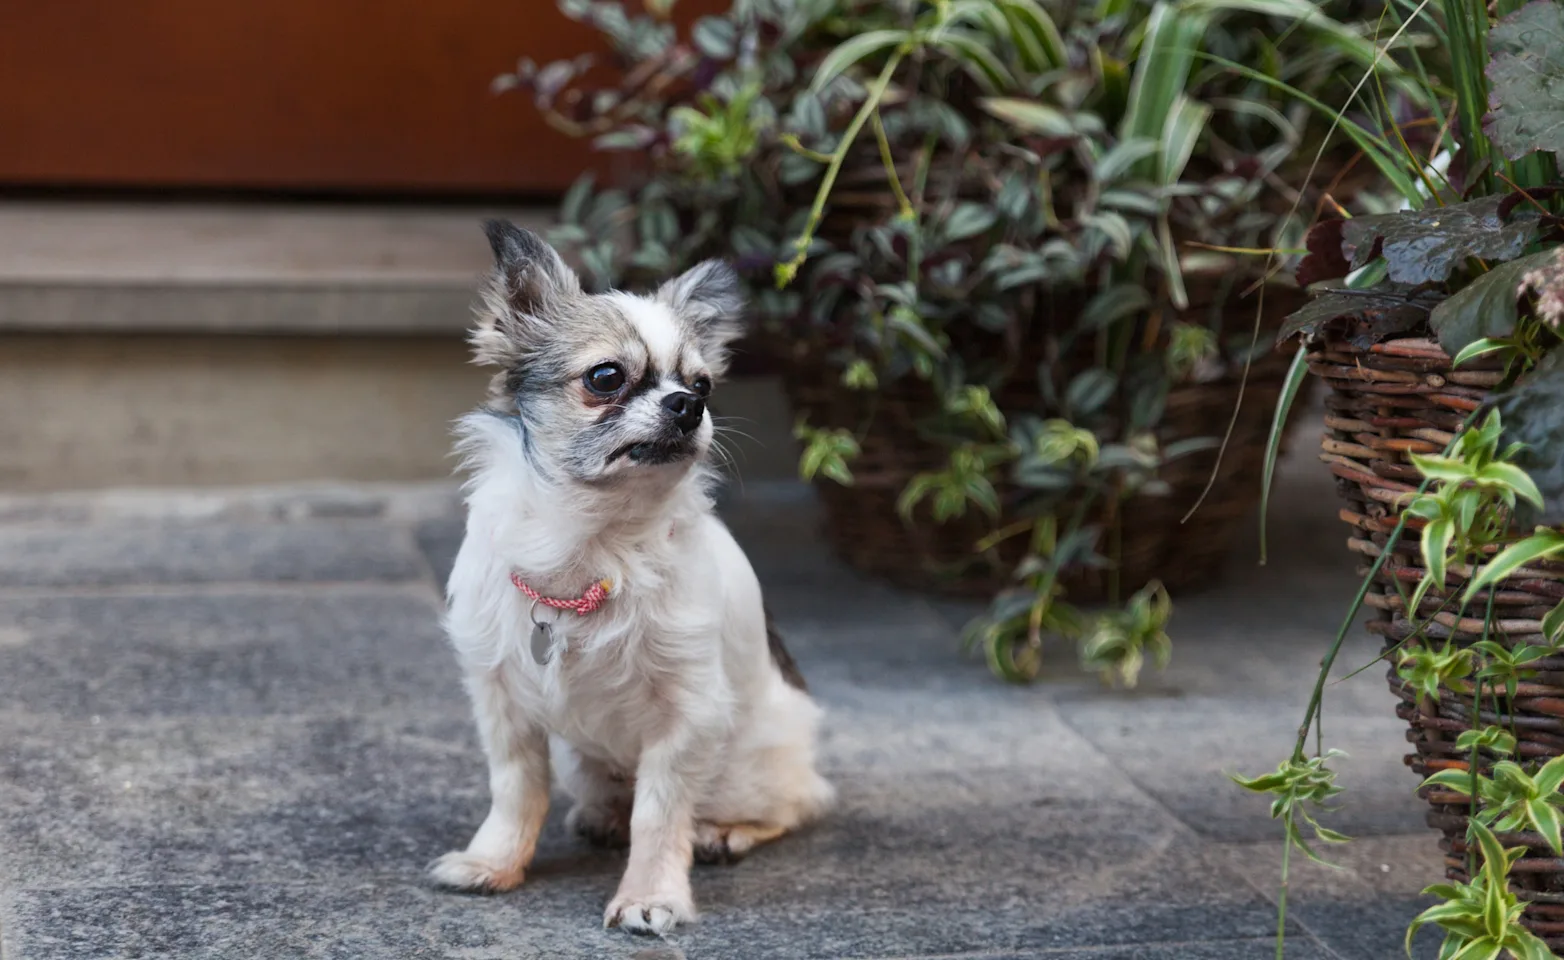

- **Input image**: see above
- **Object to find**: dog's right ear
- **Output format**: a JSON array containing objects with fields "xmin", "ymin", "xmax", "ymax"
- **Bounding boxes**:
[{"xmin": 471, "ymin": 220, "xmax": 581, "ymax": 366}]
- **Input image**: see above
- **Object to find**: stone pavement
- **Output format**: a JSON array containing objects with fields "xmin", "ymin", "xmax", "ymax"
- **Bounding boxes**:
[{"xmin": 0, "ymin": 450, "xmax": 1451, "ymax": 959}]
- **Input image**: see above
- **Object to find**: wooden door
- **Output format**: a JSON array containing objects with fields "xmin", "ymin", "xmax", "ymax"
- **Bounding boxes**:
[{"xmin": 0, "ymin": 2, "xmax": 656, "ymax": 195}]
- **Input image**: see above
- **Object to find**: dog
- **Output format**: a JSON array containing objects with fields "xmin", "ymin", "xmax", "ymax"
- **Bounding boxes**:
[{"xmin": 428, "ymin": 221, "xmax": 833, "ymax": 935}]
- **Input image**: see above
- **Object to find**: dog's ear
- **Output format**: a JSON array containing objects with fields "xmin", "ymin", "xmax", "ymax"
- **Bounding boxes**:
[
  {"xmin": 471, "ymin": 220, "xmax": 582, "ymax": 367},
  {"xmin": 657, "ymin": 259, "xmax": 746, "ymax": 377}
]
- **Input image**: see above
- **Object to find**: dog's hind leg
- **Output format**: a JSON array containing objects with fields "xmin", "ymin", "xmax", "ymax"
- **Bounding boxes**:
[
  {"xmin": 557, "ymin": 744, "xmax": 634, "ymax": 849},
  {"xmin": 693, "ymin": 821, "xmax": 789, "ymax": 864}
]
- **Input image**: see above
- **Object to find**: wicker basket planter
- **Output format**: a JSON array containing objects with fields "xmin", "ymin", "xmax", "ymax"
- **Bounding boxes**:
[
  {"xmin": 1312, "ymin": 331, "xmax": 1564, "ymax": 950},
  {"xmin": 783, "ymin": 286, "xmax": 1307, "ymax": 601}
]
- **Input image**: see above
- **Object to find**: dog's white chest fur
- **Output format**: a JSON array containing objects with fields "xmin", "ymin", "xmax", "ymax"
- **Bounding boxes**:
[{"xmin": 444, "ymin": 430, "xmax": 739, "ymax": 768}]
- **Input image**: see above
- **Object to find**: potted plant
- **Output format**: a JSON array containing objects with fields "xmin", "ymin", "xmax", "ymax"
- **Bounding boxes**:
[
  {"xmin": 503, "ymin": 0, "xmax": 1376, "ymax": 683},
  {"xmin": 1237, "ymin": 0, "xmax": 1564, "ymax": 954}
]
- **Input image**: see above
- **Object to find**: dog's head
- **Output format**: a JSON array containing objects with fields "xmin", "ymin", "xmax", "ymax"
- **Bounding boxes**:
[{"xmin": 471, "ymin": 220, "xmax": 744, "ymax": 484}]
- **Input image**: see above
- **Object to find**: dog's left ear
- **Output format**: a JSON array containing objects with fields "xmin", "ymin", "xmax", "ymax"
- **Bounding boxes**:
[{"xmin": 657, "ymin": 260, "xmax": 746, "ymax": 377}]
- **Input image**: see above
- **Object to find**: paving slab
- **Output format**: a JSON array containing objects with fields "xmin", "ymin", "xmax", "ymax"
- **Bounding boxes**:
[
  {"xmin": 0, "ymin": 521, "xmax": 429, "ymax": 588},
  {"xmin": 0, "ymin": 588, "xmax": 455, "ymax": 718}
]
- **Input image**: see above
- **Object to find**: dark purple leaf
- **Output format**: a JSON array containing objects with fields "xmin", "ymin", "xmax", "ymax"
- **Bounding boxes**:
[
  {"xmin": 1279, "ymin": 284, "xmax": 1440, "ymax": 344},
  {"xmin": 1295, "ymin": 219, "xmax": 1350, "ymax": 286},
  {"xmin": 1484, "ymin": 1, "xmax": 1564, "ymax": 164},
  {"xmin": 1341, "ymin": 195, "xmax": 1542, "ymax": 285},
  {"xmin": 1495, "ymin": 357, "xmax": 1564, "ymax": 526}
]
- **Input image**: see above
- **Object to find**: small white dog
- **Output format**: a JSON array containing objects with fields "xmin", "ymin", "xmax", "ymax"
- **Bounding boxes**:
[{"xmin": 429, "ymin": 221, "xmax": 833, "ymax": 935}]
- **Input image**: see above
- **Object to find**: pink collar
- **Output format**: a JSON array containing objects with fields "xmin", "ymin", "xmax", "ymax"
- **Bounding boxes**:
[{"xmin": 510, "ymin": 574, "xmax": 612, "ymax": 615}]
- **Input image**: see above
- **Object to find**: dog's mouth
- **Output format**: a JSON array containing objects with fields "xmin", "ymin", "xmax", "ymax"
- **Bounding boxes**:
[{"xmin": 607, "ymin": 437, "xmax": 696, "ymax": 467}]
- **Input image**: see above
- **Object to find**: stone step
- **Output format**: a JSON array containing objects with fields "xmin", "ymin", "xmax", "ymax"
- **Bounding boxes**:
[{"xmin": 0, "ymin": 200, "xmax": 548, "ymax": 334}]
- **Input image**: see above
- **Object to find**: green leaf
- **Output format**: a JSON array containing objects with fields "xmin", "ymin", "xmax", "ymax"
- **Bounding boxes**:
[
  {"xmin": 1232, "ymin": 770, "xmax": 1289, "ymax": 792},
  {"xmin": 1158, "ymin": 94, "xmax": 1212, "ymax": 187},
  {"xmin": 691, "ymin": 16, "xmax": 737, "ymax": 59},
  {"xmin": 1422, "ymin": 516, "xmax": 1454, "ymax": 589},
  {"xmin": 819, "ymin": 457, "xmax": 854, "ymax": 487},
  {"xmin": 996, "ymin": 0, "xmax": 1066, "ymax": 69},
  {"xmin": 1260, "ymin": 350, "xmax": 1309, "ymax": 565},
  {"xmin": 1419, "ymin": 883, "xmax": 1470, "ymax": 903},
  {"xmin": 1471, "ymin": 820, "xmax": 1511, "ymax": 887},
  {"xmin": 1095, "ymin": 136, "xmax": 1161, "ymax": 184},
  {"xmin": 809, "ymin": 30, "xmax": 906, "ymax": 91},
  {"xmin": 886, "ymin": 307, "xmax": 945, "ymax": 358},
  {"xmin": 1466, "ymin": 530, "xmax": 1564, "ymax": 599},
  {"xmin": 1528, "ymin": 798, "xmax": 1564, "ymax": 856},
  {"xmin": 1484, "ymin": 1, "xmax": 1564, "ymax": 164},
  {"xmin": 1451, "ymin": 338, "xmax": 1514, "ymax": 368},
  {"xmin": 1448, "ymin": 938, "xmax": 1504, "ymax": 960},
  {"xmin": 944, "ymin": 202, "xmax": 999, "ymax": 241},
  {"xmin": 980, "ymin": 97, "xmax": 1078, "ymax": 137},
  {"xmin": 1163, "ymin": 437, "xmax": 1219, "ymax": 460},
  {"xmin": 1507, "ymin": 927, "xmax": 1558, "ymax": 960},
  {"xmin": 1477, "ymin": 462, "xmax": 1544, "ymax": 509},
  {"xmin": 896, "ymin": 473, "xmax": 939, "ymax": 520},
  {"xmin": 1430, "ymin": 250, "xmax": 1557, "ymax": 359},
  {"xmin": 1421, "ymin": 768, "xmax": 1480, "ymax": 796},
  {"xmin": 929, "ymin": 29, "xmax": 1016, "ymax": 93},
  {"xmin": 787, "ymin": 92, "xmax": 827, "ymax": 139},
  {"xmin": 967, "ymin": 475, "xmax": 1001, "ymax": 517},
  {"xmin": 1065, "ymin": 369, "xmax": 1118, "ymax": 416},
  {"xmin": 560, "ymin": 174, "xmax": 595, "ymax": 225},
  {"xmin": 1119, "ymin": 2, "xmax": 1209, "ymax": 179},
  {"xmin": 1532, "ymin": 754, "xmax": 1564, "ymax": 796},
  {"xmin": 1544, "ymin": 599, "xmax": 1564, "ymax": 646},
  {"xmin": 1080, "ymin": 285, "xmax": 1152, "ymax": 330},
  {"xmin": 1342, "ymin": 196, "xmax": 1542, "ymax": 287},
  {"xmin": 1099, "ymin": 189, "xmax": 1163, "ymax": 216},
  {"xmin": 1457, "ymin": 726, "xmax": 1518, "ymax": 756},
  {"xmin": 1410, "ymin": 454, "xmax": 1473, "ymax": 483}
]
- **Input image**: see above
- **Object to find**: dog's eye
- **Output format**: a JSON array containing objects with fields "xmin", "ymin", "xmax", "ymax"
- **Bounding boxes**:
[
  {"xmin": 585, "ymin": 363, "xmax": 626, "ymax": 395},
  {"xmin": 692, "ymin": 376, "xmax": 712, "ymax": 398}
]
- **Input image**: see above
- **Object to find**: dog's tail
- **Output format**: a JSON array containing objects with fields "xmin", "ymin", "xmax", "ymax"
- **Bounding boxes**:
[{"xmin": 764, "ymin": 606, "xmax": 807, "ymax": 692}]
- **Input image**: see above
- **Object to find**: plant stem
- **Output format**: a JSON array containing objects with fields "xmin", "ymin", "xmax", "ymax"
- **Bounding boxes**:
[
  {"xmin": 1275, "ymin": 815, "xmax": 1292, "ymax": 960},
  {"xmin": 1293, "ymin": 525, "xmax": 1403, "ymax": 761},
  {"xmin": 1471, "ymin": 589, "xmax": 1493, "ymax": 879},
  {"xmin": 1291, "ymin": 410, "xmax": 1481, "ymax": 761},
  {"xmin": 1334, "ymin": 586, "xmax": 1462, "ymax": 685},
  {"xmin": 871, "ymin": 110, "xmax": 914, "ymax": 220},
  {"xmin": 776, "ymin": 48, "xmax": 906, "ymax": 287}
]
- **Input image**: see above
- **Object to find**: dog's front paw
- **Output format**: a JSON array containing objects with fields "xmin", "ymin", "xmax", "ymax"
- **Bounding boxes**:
[
  {"xmin": 603, "ymin": 890, "xmax": 696, "ymax": 936},
  {"xmin": 427, "ymin": 850, "xmax": 525, "ymax": 894}
]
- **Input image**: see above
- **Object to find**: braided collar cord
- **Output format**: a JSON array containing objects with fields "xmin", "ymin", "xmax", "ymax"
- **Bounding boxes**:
[{"xmin": 510, "ymin": 574, "xmax": 613, "ymax": 615}]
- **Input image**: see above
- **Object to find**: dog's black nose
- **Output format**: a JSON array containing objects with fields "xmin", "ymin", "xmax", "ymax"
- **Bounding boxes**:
[{"xmin": 661, "ymin": 391, "xmax": 705, "ymax": 434}]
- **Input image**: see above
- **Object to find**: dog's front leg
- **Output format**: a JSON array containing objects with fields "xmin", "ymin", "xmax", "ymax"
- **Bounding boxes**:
[
  {"xmin": 604, "ymin": 725, "xmax": 711, "ymax": 934},
  {"xmin": 430, "ymin": 670, "xmax": 550, "ymax": 893}
]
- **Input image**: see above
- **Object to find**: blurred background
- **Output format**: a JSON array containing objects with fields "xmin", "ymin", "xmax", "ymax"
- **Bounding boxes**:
[{"xmin": 0, "ymin": 0, "xmax": 789, "ymax": 493}]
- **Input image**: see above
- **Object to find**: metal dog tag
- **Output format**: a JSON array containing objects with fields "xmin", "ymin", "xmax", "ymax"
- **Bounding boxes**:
[{"xmin": 530, "ymin": 621, "xmax": 554, "ymax": 665}]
